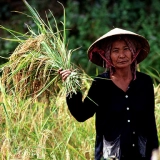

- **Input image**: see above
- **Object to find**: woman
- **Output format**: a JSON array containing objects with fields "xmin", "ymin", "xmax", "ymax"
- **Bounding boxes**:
[{"xmin": 58, "ymin": 28, "xmax": 159, "ymax": 160}]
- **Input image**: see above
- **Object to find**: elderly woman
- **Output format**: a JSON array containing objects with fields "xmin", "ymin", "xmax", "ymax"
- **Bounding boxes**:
[{"xmin": 58, "ymin": 28, "xmax": 159, "ymax": 160}]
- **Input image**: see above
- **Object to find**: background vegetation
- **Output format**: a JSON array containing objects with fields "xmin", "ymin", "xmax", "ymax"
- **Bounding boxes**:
[
  {"xmin": 0, "ymin": 0, "xmax": 160, "ymax": 78},
  {"xmin": 0, "ymin": 0, "xmax": 159, "ymax": 159}
]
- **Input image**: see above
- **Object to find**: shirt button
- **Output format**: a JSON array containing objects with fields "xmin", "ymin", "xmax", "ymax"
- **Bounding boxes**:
[
  {"xmin": 133, "ymin": 131, "xmax": 135, "ymax": 134},
  {"xmin": 126, "ymin": 107, "xmax": 129, "ymax": 110},
  {"xmin": 132, "ymin": 144, "xmax": 135, "ymax": 147},
  {"xmin": 127, "ymin": 120, "xmax": 130, "ymax": 123},
  {"xmin": 125, "ymin": 95, "xmax": 128, "ymax": 98}
]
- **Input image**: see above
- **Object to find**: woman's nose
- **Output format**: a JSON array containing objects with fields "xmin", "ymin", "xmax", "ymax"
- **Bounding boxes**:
[{"xmin": 119, "ymin": 51, "xmax": 125, "ymax": 58}]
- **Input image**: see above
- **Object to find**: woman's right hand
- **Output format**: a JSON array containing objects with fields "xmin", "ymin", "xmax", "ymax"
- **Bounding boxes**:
[{"xmin": 58, "ymin": 68, "xmax": 72, "ymax": 81}]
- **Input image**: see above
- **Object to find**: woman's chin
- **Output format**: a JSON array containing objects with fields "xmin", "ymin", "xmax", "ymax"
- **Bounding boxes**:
[{"xmin": 115, "ymin": 63, "xmax": 131, "ymax": 69}]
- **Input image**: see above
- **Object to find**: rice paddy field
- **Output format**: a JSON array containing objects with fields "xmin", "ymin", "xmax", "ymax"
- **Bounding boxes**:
[
  {"xmin": 0, "ymin": 0, "xmax": 159, "ymax": 160},
  {"xmin": 0, "ymin": 76, "xmax": 159, "ymax": 160},
  {"xmin": 0, "ymin": 88, "xmax": 95, "ymax": 160}
]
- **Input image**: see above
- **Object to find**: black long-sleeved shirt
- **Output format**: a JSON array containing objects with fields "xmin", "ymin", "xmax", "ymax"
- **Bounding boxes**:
[{"xmin": 66, "ymin": 71, "xmax": 159, "ymax": 160}]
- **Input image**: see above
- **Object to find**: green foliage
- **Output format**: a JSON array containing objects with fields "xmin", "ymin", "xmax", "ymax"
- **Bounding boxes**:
[
  {"xmin": 0, "ymin": 0, "xmax": 160, "ymax": 77},
  {"xmin": 62, "ymin": 0, "xmax": 160, "ymax": 77}
]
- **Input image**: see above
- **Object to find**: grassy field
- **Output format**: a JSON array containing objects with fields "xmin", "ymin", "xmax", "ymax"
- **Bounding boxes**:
[{"xmin": 0, "ymin": 80, "xmax": 159, "ymax": 160}]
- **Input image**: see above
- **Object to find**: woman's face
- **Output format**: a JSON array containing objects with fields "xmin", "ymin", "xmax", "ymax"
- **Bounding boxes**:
[{"xmin": 110, "ymin": 40, "xmax": 132, "ymax": 69}]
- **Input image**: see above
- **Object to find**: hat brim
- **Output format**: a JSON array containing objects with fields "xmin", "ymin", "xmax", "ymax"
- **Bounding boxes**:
[{"xmin": 87, "ymin": 28, "xmax": 150, "ymax": 68}]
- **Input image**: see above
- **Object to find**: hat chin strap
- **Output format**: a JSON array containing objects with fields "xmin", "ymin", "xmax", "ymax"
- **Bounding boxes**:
[
  {"xmin": 131, "ymin": 49, "xmax": 141, "ymax": 63},
  {"xmin": 98, "ymin": 52, "xmax": 114, "ymax": 68}
]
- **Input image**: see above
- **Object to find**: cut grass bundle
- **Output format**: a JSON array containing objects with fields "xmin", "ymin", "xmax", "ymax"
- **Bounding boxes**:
[{"xmin": 0, "ymin": 0, "xmax": 92, "ymax": 103}]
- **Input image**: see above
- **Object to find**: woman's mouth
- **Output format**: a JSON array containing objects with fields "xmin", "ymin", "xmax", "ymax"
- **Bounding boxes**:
[{"xmin": 118, "ymin": 61, "xmax": 128, "ymax": 64}]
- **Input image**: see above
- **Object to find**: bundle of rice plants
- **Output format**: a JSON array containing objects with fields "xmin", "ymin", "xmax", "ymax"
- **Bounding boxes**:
[{"xmin": 0, "ymin": 0, "xmax": 92, "ymax": 103}]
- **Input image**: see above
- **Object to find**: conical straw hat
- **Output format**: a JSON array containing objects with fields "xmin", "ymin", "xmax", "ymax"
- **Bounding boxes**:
[{"xmin": 87, "ymin": 28, "xmax": 150, "ymax": 68}]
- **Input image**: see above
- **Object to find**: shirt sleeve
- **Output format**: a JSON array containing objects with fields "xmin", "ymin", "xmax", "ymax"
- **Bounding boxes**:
[{"xmin": 66, "ymin": 77, "xmax": 100, "ymax": 122}]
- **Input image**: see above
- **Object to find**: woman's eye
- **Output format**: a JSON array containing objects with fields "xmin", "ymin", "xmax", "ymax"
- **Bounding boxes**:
[
  {"xmin": 124, "ymin": 47, "xmax": 129, "ymax": 50},
  {"xmin": 112, "ymin": 50, "xmax": 118, "ymax": 52}
]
